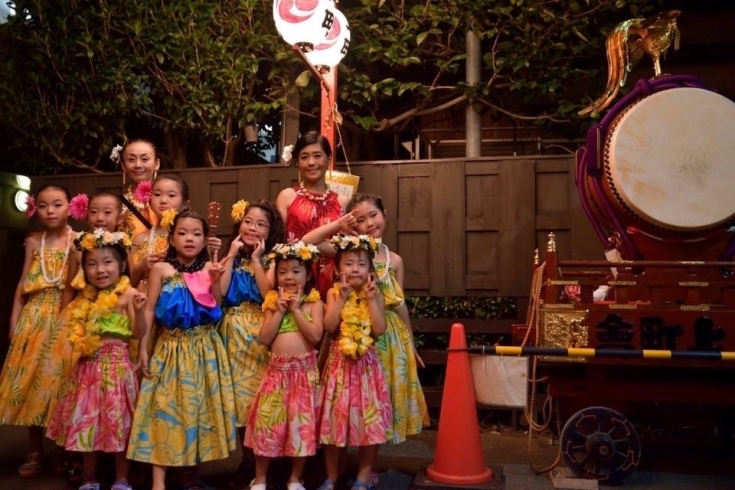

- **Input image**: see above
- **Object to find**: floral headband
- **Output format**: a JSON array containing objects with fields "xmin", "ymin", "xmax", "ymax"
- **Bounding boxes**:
[
  {"xmin": 329, "ymin": 234, "xmax": 382, "ymax": 254},
  {"xmin": 231, "ymin": 199, "xmax": 250, "ymax": 223},
  {"xmin": 281, "ymin": 144, "xmax": 294, "ymax": 166},
  {"xmin": 76, "ymin": 228, "xmax": 132, "ymax": 252},
  {"xmin": 264, "ymin": 241, "xmax": 321, "ymax": 267},
  {"xmin": 160, "ymin": 209, "xmax": 178, "ymax": 231},
  {"xmin": 26, "ymin": 193, "xmax": 89, "ymax": 221}
]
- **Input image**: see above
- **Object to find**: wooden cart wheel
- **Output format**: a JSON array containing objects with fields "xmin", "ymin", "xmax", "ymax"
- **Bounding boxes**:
[{"xmin": 560, "ymin": 406, "xmax": 641, "ymax": 483}]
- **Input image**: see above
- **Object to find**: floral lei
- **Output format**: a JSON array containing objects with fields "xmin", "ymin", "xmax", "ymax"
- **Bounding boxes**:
[
  {"xmin": 332, "ymin": 286, "xmax": 374, "ymax": 359},
  {"xmin": 262, "ymin": 288, "xmax": 321, "ymax": 311},
  {"xmin": 68, "ymin": 276, "xmax": 131, "ymax": 358},
  {"xmin": 330, "ymin": 234, "xmax": 381, "ymax": 254}
]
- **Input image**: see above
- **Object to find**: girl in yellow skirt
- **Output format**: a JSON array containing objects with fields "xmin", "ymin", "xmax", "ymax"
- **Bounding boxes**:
[
  {"xmin": 127, "ymin": 209, "xmax": 236, "ymax": 490},
  {"xmin": 244, "ymin": 241, "xmax": 324, "ymax": 490},
  {"xmin": 129, "ymin": 175, "xmax": 189, "ymax": 364},
  {"xmin": 46, "ymin": 230, "xmax": 145, "ymax": 490},
  {"xmin": 0, "ymin": 184, "xmax": 76, "ymax": 479},
  {"xmin": 218, "ymin": 199, "xmax": 284, "ymax": 469}
]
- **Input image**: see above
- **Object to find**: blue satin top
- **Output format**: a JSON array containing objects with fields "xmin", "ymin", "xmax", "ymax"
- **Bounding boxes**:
[
  {"xmin": 155, "ymin": 274, "xmax": 223, "ymax": 329},
  {"xmin": 222, "ymin": 259, "xmax": 263, "ymax": 308}
]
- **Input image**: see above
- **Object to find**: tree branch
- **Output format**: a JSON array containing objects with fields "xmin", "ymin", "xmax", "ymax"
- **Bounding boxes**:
[{"xmin": 376, "ymin": 95, "xmax": 467, "ymax": 131}]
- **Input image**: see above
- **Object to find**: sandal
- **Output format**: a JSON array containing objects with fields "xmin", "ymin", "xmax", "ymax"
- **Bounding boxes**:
[
  {"xmin": 52, "ymin": 447, "xmax": 67, "ymax": 476},
  {"xmin": 18, "ymin": 451, "xmax": 42, "ymax": 479},
  {"xmin": 287, "ymin": 481, "xmax": 306, "ymax": 490},
  {"xmin": 367, "ymin": 471, "xmax": 380, "ymax": 488},
  {"xmin": 351, "ymin": 481, "xmax": 371, "ymax": 490},
  {"xmin": 66, "ymin": 459, "xmax": 84, "ymax": 486},
  {"xmin": 316, "ymin": 479, "xmax": 335, "ymax": 490},
  {"xmin": 111, "ymin": 480, "xmax": 133, "ymax": 490}
]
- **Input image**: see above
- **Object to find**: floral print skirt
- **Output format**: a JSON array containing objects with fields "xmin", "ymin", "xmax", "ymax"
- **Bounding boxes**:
[
  {"xmin": 244, "ymin": 351, "xmax": 320, "ymax": 457},
  {"xmin": 219, "ymin": 302, "xmax": 270, "ymax": 427},
  {"xmin": 0, "ymin": 288, "xmax": 70, "ymax": 427},
  {"xmin": 127, "ymin": 325, "xmax": 236, "ymax": 466},
  {"xmin": 46, "ymin": 342, "xmax": 138, "ymax": 452},
  {"xmin": 317, "ymin": 342, "xmax": 392, "ymax": 447}
]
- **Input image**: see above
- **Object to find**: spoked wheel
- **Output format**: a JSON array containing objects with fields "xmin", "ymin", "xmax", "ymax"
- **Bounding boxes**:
[{"xmin": 560, "ymin": 406, "xmax": 641, "ymax": 483}]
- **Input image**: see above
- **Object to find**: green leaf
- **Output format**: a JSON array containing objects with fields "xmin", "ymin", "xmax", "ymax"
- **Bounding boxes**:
[
  {"xmin": 295, "ymin": 70, "xmax": 311, "ymax": 88},
  {"xmin": 416, "ymin": 32, "xmax": 429, "ymax": 46}
]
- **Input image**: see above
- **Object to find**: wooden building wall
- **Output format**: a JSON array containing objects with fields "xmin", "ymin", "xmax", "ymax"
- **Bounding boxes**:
[{"xmin": 34, "ymin": 156, "xmax": 601, "ymax": 297}]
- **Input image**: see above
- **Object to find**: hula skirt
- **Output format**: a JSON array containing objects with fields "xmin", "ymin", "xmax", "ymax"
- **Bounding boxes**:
[
  {"xmin": 127, "ymin": 325, "xmax": 236, "ymax": 466},
  {"xmin": 219, "ymin": 302, "xmax": 270, "ymax": 426},
  {"xmin": 46, "ymin": 342, "xmax": 138, "ymax": 452},
  {"xmin": 245, "ymin": 351, "xmax": 320, "ymax": 457},
  {"xmin": 318, "ymin": 342, "xmax": 392, "ymax": 447}
]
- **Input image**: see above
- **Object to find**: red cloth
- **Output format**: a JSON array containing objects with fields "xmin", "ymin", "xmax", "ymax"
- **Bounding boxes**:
[{"xmin": 285, "ymin": 187, "xmax": 342, "ymax": 299}]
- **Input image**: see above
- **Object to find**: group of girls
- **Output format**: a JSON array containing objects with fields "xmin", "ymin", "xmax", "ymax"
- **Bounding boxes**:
[{"xmin": 0, "ymin": 132, "xmax": 429, "ymax": 490}]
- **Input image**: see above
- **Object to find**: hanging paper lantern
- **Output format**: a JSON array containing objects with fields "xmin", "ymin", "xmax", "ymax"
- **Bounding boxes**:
[
  {"xmin": 273, "ymin": 0, "xmax": 335, "ymax": 50},
  {"xmin": 303, "ymin": 8, "xmax": 350, "ymax": 71}
]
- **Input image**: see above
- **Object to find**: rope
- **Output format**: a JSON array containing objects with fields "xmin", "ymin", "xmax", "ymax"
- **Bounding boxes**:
[{"xmin": 523, "ymin": 262, "xmax": 564, "ymax": 475}]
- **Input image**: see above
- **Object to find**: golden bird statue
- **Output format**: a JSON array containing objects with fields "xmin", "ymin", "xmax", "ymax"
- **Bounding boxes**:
[{"xmin": 579, "ymin": 10, "xmax": 681, "ymax": 116}]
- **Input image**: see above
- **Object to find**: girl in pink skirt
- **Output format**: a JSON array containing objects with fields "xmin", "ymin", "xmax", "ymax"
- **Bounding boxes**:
[
  {"xmin": 244, "ymin": 241, "xmax": 324, "ymax": 490},
  {"xmin": 316, "ymin": 234, "xmax": 392, "ymax": 490},
  {"xmin": 46, "ymin": 230, "xmax": 146, "ymax": 490}
]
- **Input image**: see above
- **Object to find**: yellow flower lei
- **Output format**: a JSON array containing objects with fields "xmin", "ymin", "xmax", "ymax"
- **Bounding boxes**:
[
  {"xmin": 68, "ymin": 276, "xmax": 131, "ymax": 358},
  {"xmin": 231, "ymin": 199, "xmax": 249, "ymax": 223},
  {"xmin": 329, "ymin": 234, "xmax": 381, "ymax": 254},
  {"xmin": 160, "ymin": 209, "xmax": 178, "ymax": 230},
  {"xmin": 262, "ymin": 288, "xmax": 321, "ymax": 312},
  {"xmin": 331, "ymin": 285, "xmax": 374, "ymax": 359}
]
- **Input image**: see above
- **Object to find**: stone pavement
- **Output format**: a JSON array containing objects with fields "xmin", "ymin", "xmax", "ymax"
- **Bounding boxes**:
[{"xmin": 1, "ymin": 425, "xmax": 735, "ymax": 489}]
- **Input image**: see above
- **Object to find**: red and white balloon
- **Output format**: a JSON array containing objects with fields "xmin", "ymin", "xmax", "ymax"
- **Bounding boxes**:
[
  {"xmin": 303, "ymin": 8, "xmax": 350, "ymax": 70},
  {"xmin": 273, "ymin": 0, "xmax": 335, "ymax": 50}
]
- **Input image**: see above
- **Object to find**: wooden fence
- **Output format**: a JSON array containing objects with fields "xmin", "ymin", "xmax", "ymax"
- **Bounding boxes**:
[{"xmin": 36, "ymin": 156, "xmax": 602, "ymax": 297}]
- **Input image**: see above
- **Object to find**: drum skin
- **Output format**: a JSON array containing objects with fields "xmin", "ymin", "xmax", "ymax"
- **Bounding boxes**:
[
  {"xmin": 604, "ymin": 88, "xmax": 735, "ymax": 234},
  {"xmin": 579, "ymin": 81, "xmax": 735, "ymax": 260}
]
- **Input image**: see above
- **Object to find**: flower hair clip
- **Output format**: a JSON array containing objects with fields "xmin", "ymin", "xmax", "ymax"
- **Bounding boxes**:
[
  {"xmin": 329, "ymin": 234, "xmax": 381, "ymax": 254},
  {"xmin": 231, "ymin": 200, "xmax": 249, "ymax": 223},
  {"xmin": 109, "ymin": 144, "xmax": 123, "ymax": 165},
  {"xmin": 75, "ymin": 228, "xmax": 132, "ymax": 252},
  {"xmin": 160, "ymin": 209, "xmax": 178, "ymax": 231},
  {"xmin": 25, "ymin": 195, "xmax": 36, "ymax": 219},
  {"xmin": 69, "ymin": 193, "xmax": 90, "ymax": 221},
  {"xmin": 264, "ymin": 241, "xmax": 321, "ymax": 268},
  {"xmin": 281, "ymin": 144, "xmax": 294, "ymax": 166},
  {"xmin": 134, "ymin": 180, "xmax": 153, "ymax": 205}
]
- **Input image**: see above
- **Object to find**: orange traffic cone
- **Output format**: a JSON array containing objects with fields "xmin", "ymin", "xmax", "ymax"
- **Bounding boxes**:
[{"xmin": 414, "ymin": 323, "xmax": 502, "ymax": 489}]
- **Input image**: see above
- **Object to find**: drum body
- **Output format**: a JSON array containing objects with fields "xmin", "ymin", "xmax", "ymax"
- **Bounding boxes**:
[{"xmin": 578, "ymin": 79, "xmax": 735, "ymax": 260}]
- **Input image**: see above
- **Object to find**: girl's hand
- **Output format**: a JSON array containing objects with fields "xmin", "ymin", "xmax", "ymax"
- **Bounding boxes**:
[
  {"xmin": 207, "ymin": 236, "xmax": 222, "ymax": 257},
  {"xmin": 276, "ymin": 287, "xmax": 290, "ymax": 313},
  {"xmin": 413, "ymin": 344, "xmax": 426, "ymax": 368},
  {"xmin": 252, "ymin": 239, "xmax": 266, "ymax": 261},
  {"xmin": 287, "ymin": 285, "xmax": 304, "ymax": 312},
  {"xmin": 229, "ymin": 235, "xmax": 244, "ymax": 256},
  {"xmin": 208, "ymin": 259, "xmax": 227, "ymax": 283},
  {"xmin": 338, "ymin": 272, "xmax": 351, "ymax": 299},
  {"xmin": 339, "ymin": 210, "xmax": 359, "ymax": 235},
  {"xmin": 146, "ymin": 252, "xmax": 162, "ymax": 270},
  {"xmin": 364, "ymin": 273, "xmax": 378, "ymax": 300},
  {"xmin": 132, "ymin": 291, "xmax": 147, "ymax": 311},
  {"xmin": 136, "ymin": 350, "xmax": 150, "ymax": 378}
]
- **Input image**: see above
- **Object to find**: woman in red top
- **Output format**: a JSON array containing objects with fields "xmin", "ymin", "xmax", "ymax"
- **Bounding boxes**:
[{"xmin": 276, "ymin": 131, "xmax": 350, "ymax": 300}]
